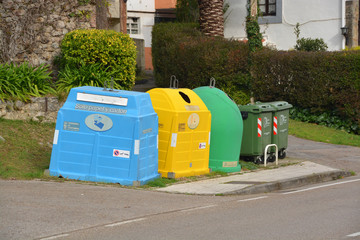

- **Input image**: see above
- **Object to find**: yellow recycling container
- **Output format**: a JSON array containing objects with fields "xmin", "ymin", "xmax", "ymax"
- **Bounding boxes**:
[{"xmin": 147, "ymin": 86, "xmax": 211, "ymax": 178}]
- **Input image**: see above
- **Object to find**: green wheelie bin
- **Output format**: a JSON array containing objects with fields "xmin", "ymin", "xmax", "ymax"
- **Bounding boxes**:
[
  {"xmin": 268, "ymin": 101, "xmax": 293, "ymax": 159},
  {"xmin": 238, "ymin": 103, "xmax": 276, "ymax": 164},
  {"xmin": 193, "ymin": 83, "xmax": 242, "ymax": 173}
]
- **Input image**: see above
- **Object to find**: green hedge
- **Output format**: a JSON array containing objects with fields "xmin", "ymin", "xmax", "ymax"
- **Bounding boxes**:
[
  {"xmin": 251, "ymin": 49, "xmax": 360, "ymax": 132},
  {"xmin": 152, "ymin": 23, "xmax": 359, "ymax": 133},
  {"xmin": 58, "ymin": 29, "xmax": 137, "ymax": 92},
  {"xmin": 152, "ymin": 23, "xmax": 251, "ymax": 104}
]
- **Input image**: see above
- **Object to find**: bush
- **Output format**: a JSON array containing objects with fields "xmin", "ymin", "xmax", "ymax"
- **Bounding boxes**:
[
  {"xmin": 251, "ymin": 49, "xmax": 360, "ymax": 134},
  {"xmin": 290, "ymin": 107, "xmax": 359, "ymax": 134},
  {"xmin": 57, "ymin": 63, "xmax": 133, "ymax": 93},
  {"xmin": 294, "ymin": 37, "xmax": 328, "ymax": 51},
  {"xmin": 152, "ymin": 22, "xmax": 251, "ymax": 104},
  {"xmin": 0, "ymin": 62, "xmax": 55, "ymax": 101},
  {"xmin": 59, "ymin": 29, "xmax": 136, "ymax": 92},
  {"xmin": 176, "ymin": 0, "xmax": 199, "ymax": 23}
]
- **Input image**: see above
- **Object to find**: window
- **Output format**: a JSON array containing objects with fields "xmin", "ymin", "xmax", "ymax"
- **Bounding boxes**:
[
  {"xmin": 258, "ymin": 0, "xmax": 282, "ymax": 24},
  {"xmin": 259, "ymin": 0, "xmax": 276, "ymax": 16},
  {"xmin": 127, "ymin": 17, "xmax": 140, "ymax": 35}
]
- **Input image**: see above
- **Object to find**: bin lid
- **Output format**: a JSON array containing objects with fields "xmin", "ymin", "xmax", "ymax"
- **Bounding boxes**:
[
  {"xmin": 268, "ymin": 101, "xmax": 293, "ymax": 110},
  {"xmin": 147, "ymin": 88, "xmax": 208, "ymax": 112},
  {"xmin": 193, "ymin": 86, "xmax": 240, "ymax": 113},
  {"xmin": 238, "ymin": 102, "xmax": 276, "ymax": 113},
  {"xmin": 65, "ymin": 86, "xmax": 155, "ymax": 116}
]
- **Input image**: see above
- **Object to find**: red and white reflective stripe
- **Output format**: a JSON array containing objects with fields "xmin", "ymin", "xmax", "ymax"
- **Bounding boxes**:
[
  {"xmin": 257, "ymin": 118, "xmax": 262, "ymax": 137},
  {"xmin": 273, "ymin": 116, "xmax": 278, "ymax": 135}
]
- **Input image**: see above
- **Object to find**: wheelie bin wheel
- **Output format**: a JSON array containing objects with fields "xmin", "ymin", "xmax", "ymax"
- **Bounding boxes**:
[
  {"xmin": 268, "ymin": 154, "xmax": 276, "ymax": 162},
  {"xmin": 279, "ymin": 149, "xmax": 286, "ymax": 159},
  {"xmin": 254, "ymin": 156, "xmax": 264, "ymax": 164}
]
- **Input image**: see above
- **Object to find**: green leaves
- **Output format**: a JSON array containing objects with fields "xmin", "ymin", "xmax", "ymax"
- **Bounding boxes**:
[
  {"xmin": 294, "ymin": 38, "xmax": 328, "ymax": 52},
  {"xmin": 59, "ymin": 29, "xmax": 137, "ymax": 91},
  {"xmin": 290, "ymin": 107, "xmax": 359, "ymax": 135},
  {"xmin": 0, "ymin": 62, "xmax": 55, "ymax": 101},
  {"xmin": 152, "ymin": 22, "xmax": 250, "ymax": 95},
  {"xmin": 246, "ymin": 16, "xmax": 263, "ymax": 53},
  {"xmin": 57, "ymin": 63, "xmax": 132, "ymax": 93},
  {"xmin": 251, "ymin": 50, "xmax": 360, "ymax": 135}
]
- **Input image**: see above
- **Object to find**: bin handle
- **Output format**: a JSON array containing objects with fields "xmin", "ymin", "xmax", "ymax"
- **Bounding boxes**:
[
  {"xmin": 170, "ymin": 75, "xmax": 179, "ymax": 89},
  {"xmin": 209, "ymin": 77, "xmax": 216, "ymax": 88},
  {"xmin": 103, "ymin": 77, "xmax": 114, "ymax": 91}
]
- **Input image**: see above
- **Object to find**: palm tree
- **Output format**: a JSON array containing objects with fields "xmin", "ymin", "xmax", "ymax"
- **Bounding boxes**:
[{"xmin": 198, "ymin": 0, "xmax": 224, "ymax": 37}]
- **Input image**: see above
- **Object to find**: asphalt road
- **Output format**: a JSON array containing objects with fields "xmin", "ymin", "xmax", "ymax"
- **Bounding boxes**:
[
  {"xmin": 1, "ymin": 136, "xmax": 359, "ymax": 240},
  {"xmin": 41, "ymin": 177, "xmax": 360, "ymax": 240},
  {"xmin": 0, "ymin": 180, "xmax": 238, "ymax": 240},
  {"xmin": 287, "ymin": 136, "xmax": 360, "ymax": 173},
  {"xmin": 1, "ymin": 177, "xmax": 359, "ymax": 240}
]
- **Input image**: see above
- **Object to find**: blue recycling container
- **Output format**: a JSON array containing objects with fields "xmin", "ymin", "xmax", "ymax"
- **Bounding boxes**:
[{"xmin": 49, "ymin": 86, "xmax": 160, "ymax": 186}]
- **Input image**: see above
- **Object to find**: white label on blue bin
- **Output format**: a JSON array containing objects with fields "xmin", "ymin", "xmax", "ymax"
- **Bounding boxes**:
[
  {"xmin": 85, "ymin": 114, "xmax": 113, "ymax": 132},
  {"xmin": 53, "ymin": 130, "xmax": 59, "ymax": 145},
  {"xmin": 199, "ymin": 142, "xmax": 206, "ymax": 149},
  {"xmin": 63, "ymin": 121, "xmax": 80, "ymax": 131},
  {"xmin": 171, "ymin": 133, "xmax": 177, "ymax": 147},
  {"xmin": 134, "ymin": 140, "xmax": 140, "ymax": 155},
  {"xmin": 77, "ymin": 93, "xmax": 128, "ymax": 106},
  {"xmin": 113, "ymin": 149, "xmax": 130, "ymax": 158}
]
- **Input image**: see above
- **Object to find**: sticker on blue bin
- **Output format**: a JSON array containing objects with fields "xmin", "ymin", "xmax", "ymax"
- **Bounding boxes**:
[
  {"xmin": 53, "ymin": 130, "xmax": 59, "ymax": 145},
  {"xmin": 63, "ymin": 121, "xmax": 80, "ymax": 131},
  {"xmin": 134, "ymin": 140, "xmax": 140, "ymax": 155},
  {"xmin": 113, "ymin": 149, "xmax": 130, "ymax": 158},
  {"xmin": 85, "ymin": 114, "xmax": 113, "ymax": 131}
]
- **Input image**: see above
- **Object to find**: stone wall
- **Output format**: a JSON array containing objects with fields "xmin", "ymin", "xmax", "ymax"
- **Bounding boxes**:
[
  {"xmin": 0, "ymin": 0, "xmax": 96, "ymax": 66},
  {"xmin": 0, "ymin": 98, "xmax": 64, "ymax": 123}
]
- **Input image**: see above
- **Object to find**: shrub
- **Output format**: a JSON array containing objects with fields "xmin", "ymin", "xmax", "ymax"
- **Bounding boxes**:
[
  {"xmin": 57, "ymin": 63, "xmax": 133, "ymax": 93},
  {"xmin": 152, "ymin": 22, "xmax": 251, "ymax": 104},
  {"xmin": 251, "ymin": 49, "xmax": 360, "ymax": 133},
  {"xmin": 176, "ymin": 0, "xmax": 199, "ymax": 23},
  {"xmin": 59, "ymin": 29, "xmax": 136, "ymax": 92},
  {"xmin": 0, "ymin": 62, "xmax": 55, "ymax": 101},
  {"xmin": 344, "ymin": 46, "xmax": 360, "ymax": 51},
  {"xmin": 290, "ymin": 107, "xmax": 359, "ymax": 134},
  {"xmin": 294, "ymin": 37, "xmax": 328, "ymax": 51}
]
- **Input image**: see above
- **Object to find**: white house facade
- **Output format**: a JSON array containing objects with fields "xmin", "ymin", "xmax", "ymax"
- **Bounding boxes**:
[{"xmin": 224, "ymin": 0, "xmax": 353, "ymax": 51}]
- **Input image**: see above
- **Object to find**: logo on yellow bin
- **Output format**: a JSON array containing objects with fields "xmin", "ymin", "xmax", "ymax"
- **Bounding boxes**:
[{"xmin": 188, "ymin": 113, "xmax": 200, "ymax": 129}]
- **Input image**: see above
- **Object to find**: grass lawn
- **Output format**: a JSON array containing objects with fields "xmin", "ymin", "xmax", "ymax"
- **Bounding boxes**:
[
  {"xmin": 289, "ymin": 119, "xmax": 360, "ymax": 147},
  {"xmin": 0, "ymin": 118, "xmax": 55, "ymax": 179},
  {"xmin": 0, "ymin": 117, "xmax": 359, "ymax": 181}
]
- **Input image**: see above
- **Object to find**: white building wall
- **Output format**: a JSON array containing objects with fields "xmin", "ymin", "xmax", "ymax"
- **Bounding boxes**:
[
  {"xmin": 127, "ymin": 0, "xmax": 155, "ymax": 12},
  {"xmin": 127, "ymin": 0, "xmax": 155, "ymax": 48},
  {"xmin": 225, "ymin": 0, "xmax": 346, "ymax": 51}
]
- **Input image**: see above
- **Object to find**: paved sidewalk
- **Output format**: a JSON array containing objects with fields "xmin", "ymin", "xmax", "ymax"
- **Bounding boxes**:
[{"xmin": 156, "ymin": 161, "xmax": 351, "ymax": 195}]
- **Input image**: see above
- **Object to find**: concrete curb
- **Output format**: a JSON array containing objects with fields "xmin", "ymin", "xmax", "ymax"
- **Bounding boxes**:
[{"xmin": 225, "ymin": 170, "xmax": 352, "ymax": 195}]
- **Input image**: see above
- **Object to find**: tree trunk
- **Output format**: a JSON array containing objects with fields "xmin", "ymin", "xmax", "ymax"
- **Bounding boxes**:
[
  {"xmin": 96, "ymin": 0, "xmax": 109, "ymax": 29},
  {"xmin": 119, "ymin": 0, "xmax": 127, "ymax": 34},
  {"xmin": 198, "ymin": 0, "xmax": 224, "ymax": 37}
]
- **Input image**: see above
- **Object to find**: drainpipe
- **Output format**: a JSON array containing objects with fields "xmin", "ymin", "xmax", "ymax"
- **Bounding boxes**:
[{"xmin": 341, "ymin": 0, "xmax": 346, "ymax": 49}]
